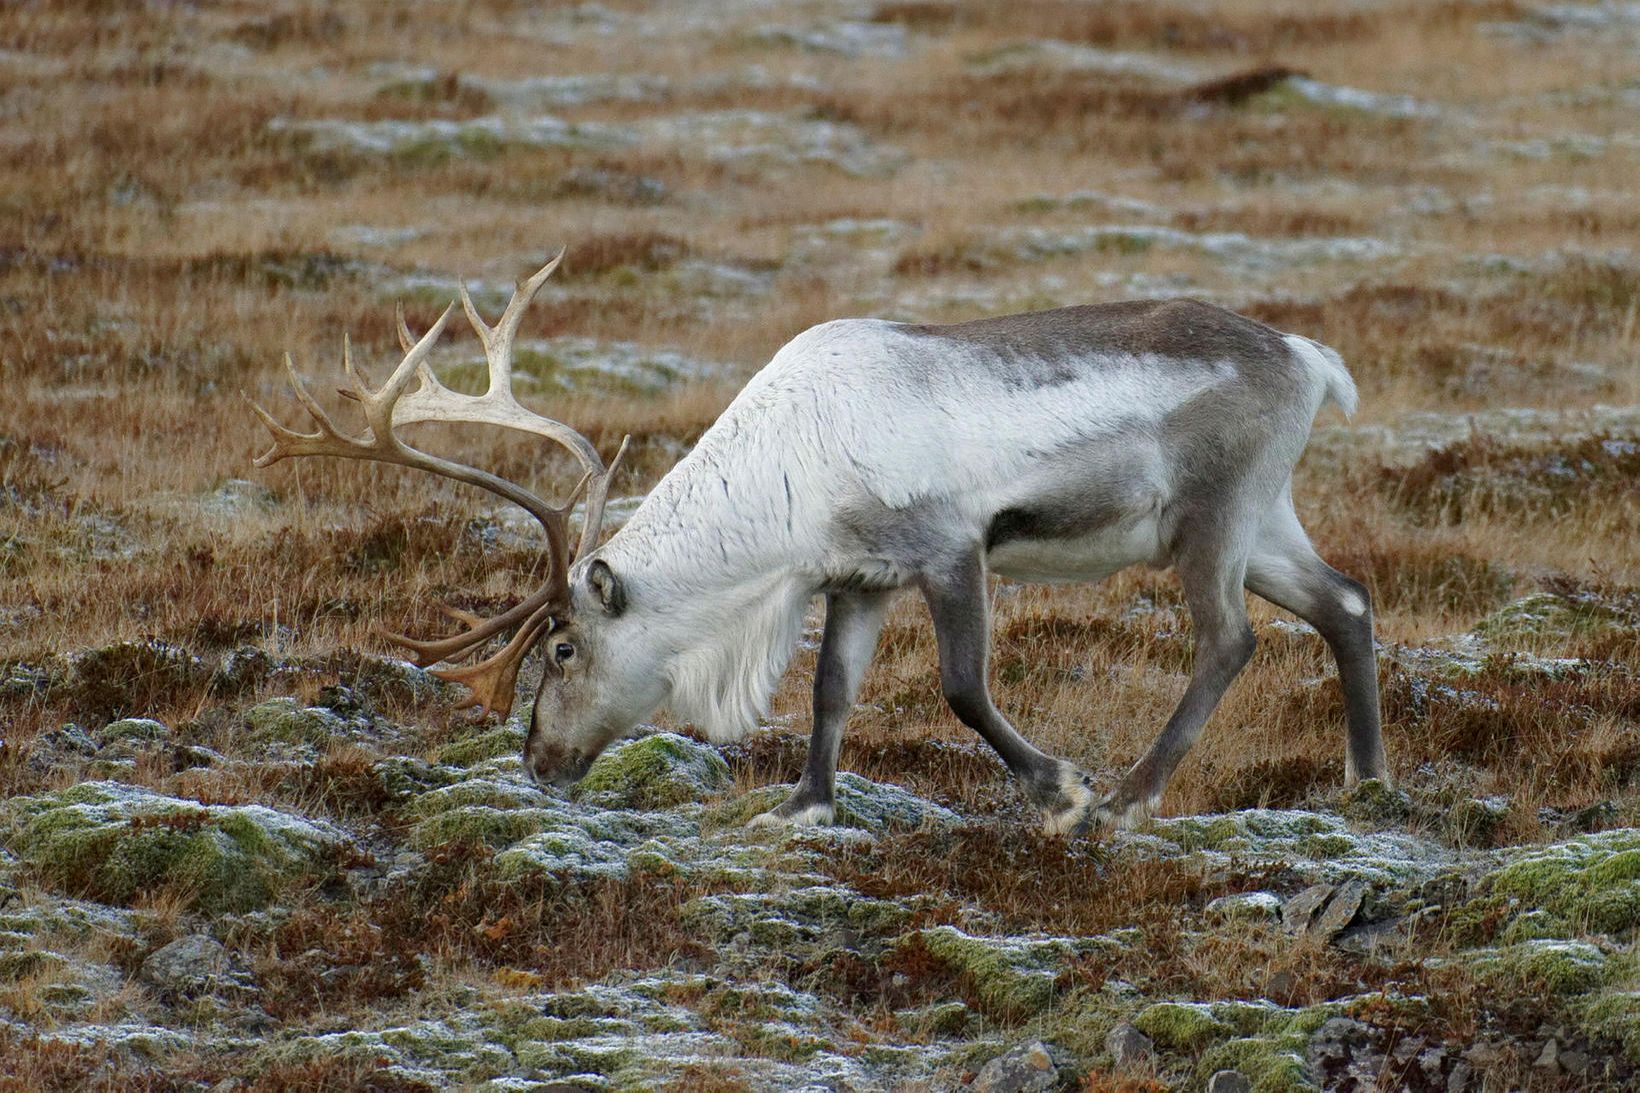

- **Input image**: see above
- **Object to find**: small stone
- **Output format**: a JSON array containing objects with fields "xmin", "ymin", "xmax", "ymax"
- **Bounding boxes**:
[
  {"xmin": 1463, "ymin": 1041, "xmax": 1503, "ymax": 1069},
  {"xmin": 140, "ymin": 934, "xmax": 230, "ymax": 997},
  {"xmin": 1559, "ymin": 1048, "xmax": 1589, "ymax": 1075},
  {"xmin": 1205, "ymin": 891, "xmax": 1282, "ymax": 923},
  {"xmin": 1282, "ymin": 884, "xmax": 1333, "ymax": 933},
  {"xmin": 1307, "ymin": 1016, "xmax": 1372, "ymax": 1071},
  {"xmin": 1105, "ymin": 1022, "xmax": 1153, "ymax": 1068},
  {"xmin": 1446, "ymin": 1061, "xmax": 1472, "ymax": 1092},
  {"xmin": 969, "ymin": 1040, "xmax": 1069, "ymax": 1093},
  {"xmin": 1206, "ymin": 1071, "xmax": 1252, "ymax": 1093},
  {"xmin": 1309, "ymin": 878, "xmax": 1368, "ymax": 941},
  {"xmin": 1264, "ymin": 969, "xmax": 1296, "ymax": 999},
  {"xmin": 1533, "ymin": 1038, "xmax": 1560, "ymax": 1073}
]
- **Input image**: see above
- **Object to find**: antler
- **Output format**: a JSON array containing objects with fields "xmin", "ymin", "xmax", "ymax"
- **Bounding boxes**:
[{"xmin": 247, "ymin": 251, "xmax": 630, "ymax": 718}]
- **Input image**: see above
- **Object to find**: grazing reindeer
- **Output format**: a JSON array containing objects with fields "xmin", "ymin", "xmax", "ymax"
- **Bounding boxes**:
[{"xmin": 251, "ymin": 252, "xmax": 1386, "ymax": 833}]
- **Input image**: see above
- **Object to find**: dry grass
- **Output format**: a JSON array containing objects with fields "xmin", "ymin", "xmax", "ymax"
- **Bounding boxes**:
[{"xmin": 0, "ymin": 0, "xmax": 1637, "ymax": 1083}]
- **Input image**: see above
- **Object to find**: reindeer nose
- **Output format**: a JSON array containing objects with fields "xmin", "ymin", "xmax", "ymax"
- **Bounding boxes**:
[{"xmin": 523, "ymin": 740, "xmax": 584, "ymax": 788}]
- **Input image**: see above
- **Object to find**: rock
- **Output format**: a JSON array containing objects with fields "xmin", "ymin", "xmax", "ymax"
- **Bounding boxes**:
[
  {"xmin": 572, "ymin": 733, "xmax": 732, "ymax": 809},
  {"xmin": 1282, "ymin": 880, "xmax": 1368, "ymax": 941},
  {"xmin": 1559, "ymin": 1047, "xmax": 1589, "ymax": 1074},
  {"xmin": 0, "ymin": 781, "xmax": 350, "ymax": 913},
  {"xmin": 1446, "ymin": 1060, "xmax": 1473, "ymax": 1091},
  {"xmin": 1307, "ymin": 1016, "xmax": 1374, "ymax": 1076},
  {"xmin": 969, "ymin": 1040, "xmax": 1070, "ymax": 1093},
  {"xmin": 140, "ymin": 934, "xmax": 231, "ymax": 997},
  {"xmin": 1462, "ymin": 1041, "xmax": 1504, "ymax": 1068},
  {"xmin": 1206, "ymin": 891, "xmax": 1282, "ymax": 923},
  {"xmin": 1205, "ymin": 1070, "xmax": 1252, "ymax": 1093},
  {"xmin": 1105, "ymin": 1021, "xmax": 1153, "ymax": 1067},
  {"xmin": 1309, "ymin": 879, "xmax": 1368, "ymax": 940},
  {"xmin": 1533, "ymin": 1037, "xmax": 1560, "ymax": 1073},
  {"xmin": 1281, "ymin": 884, "xmax": 1333, "ymax": 932}
]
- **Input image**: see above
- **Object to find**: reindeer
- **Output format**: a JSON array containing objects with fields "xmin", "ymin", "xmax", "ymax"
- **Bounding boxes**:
[{"xmin": 250, "ymin": 252, "xmax": 1386, "ymax": 833}]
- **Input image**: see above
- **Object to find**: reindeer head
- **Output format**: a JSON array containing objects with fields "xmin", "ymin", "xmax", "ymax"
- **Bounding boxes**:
[{"xmin": 248, "ymin": 252, "xmax": 646, "ymax": 786}]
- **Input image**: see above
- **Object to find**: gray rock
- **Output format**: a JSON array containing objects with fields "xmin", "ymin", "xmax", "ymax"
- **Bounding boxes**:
[
  {"xmin": 1310, "ymin": 878, "xmax": 1368, "ymax": 940},
  {"xmin": 1307, "ymin": 1016, "xmax": 1374, "ymax": 1077},
  {"xmin": 1559, "ymin": 1048, "xmax": 1589, "ymax": 1075},
  {"xmin": 140, "ymin": 935, "xmax": 231, "ymax": 996},
  {"xmin": 1105, "ymin": 1021, "xmax": 1153, "ymax": 1067},
  {"xmin": 970, "ymin": 1040, "xmax": 1070, "ymax": 1092},
  {"xmin": 1206, "ymin": 1070, "xmax": 1252, "ymax": 1093},
  {"xmin": 1462, "ymin": 1041, "xmax": 1504, "ymax": 1069},
  {"xmin": 1446, "ymin": 1060, "xmax": 1473, "ymax": 1092},
  {"xmin": 1533, "ymin": 1038, "xmax": 1560, "ymax": 1074},
  {"xmin": 1283, "ymin": 880, "xmax": 1368, "ymax": 941},
  {"xmin": 1205, "ymin": 891, "xmax": 1282, "ymax": 923},
  {"xmin": 1282, "ymin": 884, "xmax": 1333, "ymax": 932}
]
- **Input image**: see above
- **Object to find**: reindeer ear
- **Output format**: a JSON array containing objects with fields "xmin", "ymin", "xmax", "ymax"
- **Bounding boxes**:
[{"xmin": 587, "ymin": 559, "xmax": 626, "ymax": 617}]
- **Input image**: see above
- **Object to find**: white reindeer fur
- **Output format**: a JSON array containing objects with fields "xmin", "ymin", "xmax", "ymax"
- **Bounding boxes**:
[{"xmin": 590, "ymin": 318, "xmax": 1347, "ymax": 742}]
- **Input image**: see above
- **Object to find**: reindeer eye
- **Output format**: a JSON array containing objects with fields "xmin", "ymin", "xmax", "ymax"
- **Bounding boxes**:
[{"xmin": 554, "ymin": 642, "xmax": 576, "ymax": 663}]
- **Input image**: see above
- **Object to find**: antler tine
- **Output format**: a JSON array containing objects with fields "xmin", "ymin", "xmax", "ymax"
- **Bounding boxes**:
[
  {"xmin": 458, "ymin": 249, "xmax": 565, "ymax": 372},
  {"xmin": 250, "ymin": 251, "xmax": 618, "ymax": 722},
  {"xmin": 395, "ymin": 301, "xmax": 416, "ymax": 354},
  {"xmin": 429, "ymin": 600, "xmax": 558, "ymax": 718},
  {"xmin": 575, "ymin": 434, "xmax": 631, "ymax": 560},
  {"xmin": 373, "ymin": 582, "xmax": 558, "ymax": 668}
]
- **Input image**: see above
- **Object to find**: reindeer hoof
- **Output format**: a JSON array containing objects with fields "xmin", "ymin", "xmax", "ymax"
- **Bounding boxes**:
[
  {"xmin": 1038, "ymin": 763, "xmax": 1099, "ymax": 836},
  {"xmin": 747, "ymin": 798, "xmax": 835, "ymax": 829},
  {"xmin": 1076, "ymin": 794, "xmax": 1155, "ymax": 835}
]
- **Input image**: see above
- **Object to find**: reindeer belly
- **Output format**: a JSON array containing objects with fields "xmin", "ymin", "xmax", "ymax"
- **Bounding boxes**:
[
  {"xmin": 986, "ymin": 513, "xmax": 1161, "ymax": 583},
  {"xmin": 982, "ymin": 468, "xmax": 1166, "ymax": 585}
]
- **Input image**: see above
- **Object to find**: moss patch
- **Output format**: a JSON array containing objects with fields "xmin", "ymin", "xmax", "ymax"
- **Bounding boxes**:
[
  {"xmin": 572, "ymin": 733, "xmax": 732, "ymax": 810},
  {"xmin": 1482, "ymin": 828, "xmax": 1640, "ymax": 937},
  {"xmin": 0, "ymin": 782, "xmax": 349, "ymax": 913}
]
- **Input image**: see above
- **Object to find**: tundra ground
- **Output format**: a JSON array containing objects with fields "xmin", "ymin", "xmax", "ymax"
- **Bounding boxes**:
[{"xmin": 1, "ymin": 1, "xmax": 1637, "ymax": 1090}]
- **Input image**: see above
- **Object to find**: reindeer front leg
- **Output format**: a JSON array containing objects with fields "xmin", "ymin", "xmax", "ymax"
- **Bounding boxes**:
[
  {"xmin": 749, "ymin": 590, "xmax": 892, "ymax": 827},
  {"xmin": 921, "ymin": 549, "xmax": 1097, "ymax": 835}
]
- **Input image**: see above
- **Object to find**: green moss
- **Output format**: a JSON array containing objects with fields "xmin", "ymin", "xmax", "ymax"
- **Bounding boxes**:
[
  {"xmin": 1474, "ymin": 590, "xmax": 1637, "ymax": 646},
  {"xmin": 0, "ymin": 949, "xmax": 69, "ymax": 980},
  {"xmin": 409, "ymin": 805, "xmax": 559, "ymax": 850},
  {"xmin": 1337, "ymin": 779, "xmax": 1411, "ymax": 824},
  {"xmin": 572, "ymin": 733, "xmax": 731, "ymax": 810},
  {"xmin": 433, "ymin": 726, "xmax": 525, "ymax": 767},
  {"xmin": 243, "ymin": 697, "xmax": 344, "ymax": 746},
  {"xmin": 1134, "ymin": 1002, "xmax": 1233, "ymax": 1052},
  {"xmin": 728, "ymin": 1021, "xmax": 828, "ymax": 1062},
  {"xmin": 1483, "ymin": 829, "xmax": 1640, "ymax": 936},
  {"xmin": 1469, "ymin": 939, "xmax": 1608, "ymax": 996},
  {"xmin": 0, "ymin": 782, "xmax": 346, "ymax": 913},
  {"xmin": 1443, "ymin": 797, "xmax": 1510, "ymax": 846},
  {"xmin": 1580, "ymin": 990, "xmax": 1640, "ymax": 1061},
  {"xmin": 97, "ymin": 718, "xmax": 169, "ymax": 746},
  {"xmin": 1199, "ymin": 1038, "xmax": 1315, "ymax": 1092},
  {"xmin": 910, "ymin": 926, "xmax": 1072, "ymax": 1021}
]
